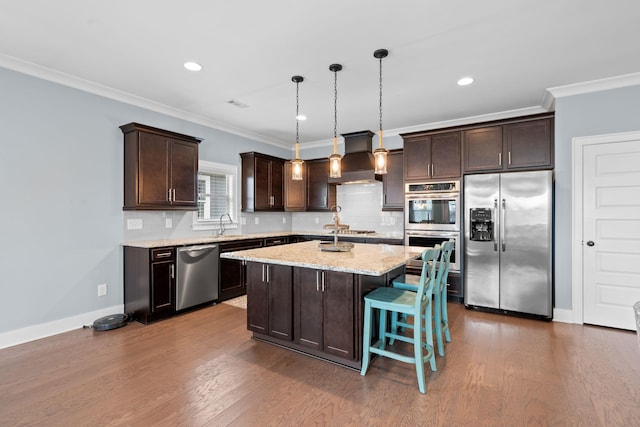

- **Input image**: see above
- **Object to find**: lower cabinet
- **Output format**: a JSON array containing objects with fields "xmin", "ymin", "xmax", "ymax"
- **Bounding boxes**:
[
  {"xmin": 246, "ymin": 262, "xmax": 293, "ymax": 340},
  {"xmin": 293, "ymin": 267, "xmax": 355, "ymax": 360},
  {"xmin": 124, "ymin": 246, "xmax": 176, "ymax": 324},
  {"xmin": 219, "ymin": 239, "xmax": 264, "ymax": 301}
]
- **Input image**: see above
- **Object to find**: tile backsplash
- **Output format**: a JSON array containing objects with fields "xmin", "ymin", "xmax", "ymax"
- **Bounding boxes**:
[{"xmin": 123, "ymin": 182, "xmax": 404, "ymax": 242}]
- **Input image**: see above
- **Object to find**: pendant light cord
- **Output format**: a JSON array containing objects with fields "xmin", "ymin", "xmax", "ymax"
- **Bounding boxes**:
[
  {"xmin": 296, "ymin": 80, "xmax": 300, "ymax": 145},
  {"xmin": 379, "ymin": 54, "xmax": 383, "ymax": 134},
  {"xmin": 334, "ymin": 69, "xmax": 338, "ymax": 140}
]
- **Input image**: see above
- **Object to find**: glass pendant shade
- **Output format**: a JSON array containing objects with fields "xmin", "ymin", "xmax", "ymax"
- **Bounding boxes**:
[
  {"xmin": 329, "ymin": 64, "xmax": 342, "ymax": 178},
  {"xmin": 374, "ymin": 146, "xmax": 388, "ymax": 174},
  {"xmin": 329, "ymin": 153, "xmax": 341, "ymax": 178}
]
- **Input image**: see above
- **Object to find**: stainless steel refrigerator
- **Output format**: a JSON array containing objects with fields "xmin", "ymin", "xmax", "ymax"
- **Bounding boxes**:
[{"xmin": 464, "ymin": 170, "xmax": 553, "ymax": 318}]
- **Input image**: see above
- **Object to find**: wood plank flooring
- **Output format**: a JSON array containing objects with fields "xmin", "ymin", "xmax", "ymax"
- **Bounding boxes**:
[{"xmin": 1, "ymin": 303, "xmax": 639, "ymax": 426}]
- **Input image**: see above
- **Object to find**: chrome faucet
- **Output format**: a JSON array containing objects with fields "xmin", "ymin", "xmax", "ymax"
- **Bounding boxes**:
[{"xmin": 218, "ymin": 213, "xmax": 233, "ymax": 236}]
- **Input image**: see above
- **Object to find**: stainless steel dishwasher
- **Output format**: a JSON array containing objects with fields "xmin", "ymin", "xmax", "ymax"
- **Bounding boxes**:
[{"xmin": 176, "ymin": 244, "xmax": 219, "ymax": 311}]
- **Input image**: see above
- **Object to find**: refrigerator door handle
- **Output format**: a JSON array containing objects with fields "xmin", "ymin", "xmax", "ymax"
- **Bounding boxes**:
[
  {"xmin": 501, "ymin": 198, "xmax": 506, "ymax": 252},
  {"xmin": 493, "ymin": 198, "xmax": 499, "ymax": 251}
]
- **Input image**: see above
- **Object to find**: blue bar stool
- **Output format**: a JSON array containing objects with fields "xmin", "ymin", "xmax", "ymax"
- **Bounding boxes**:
[
  {"xmin": 391, "ymin": 239, "xmax": 454, "ymax": 357},
  {"xmin": 360, "ymin": 246, "xmax": 440, "ymax": 394}
]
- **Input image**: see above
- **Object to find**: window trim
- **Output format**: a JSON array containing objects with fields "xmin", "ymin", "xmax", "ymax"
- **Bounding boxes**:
[{"xmin": 192, "ymin": 160, "xmax": 239, "ymax": 231}]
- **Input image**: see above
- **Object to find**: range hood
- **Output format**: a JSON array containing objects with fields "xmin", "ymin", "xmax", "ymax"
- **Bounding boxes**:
[{"xmin": 328, "ymin": 130, "xmax": 382, "ymax": 184}]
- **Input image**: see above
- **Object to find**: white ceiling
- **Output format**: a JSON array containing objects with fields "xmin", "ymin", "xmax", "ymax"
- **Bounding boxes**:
[{"xmin": 1, "ymin": 1, "xmax": 640, "ymax": 148}]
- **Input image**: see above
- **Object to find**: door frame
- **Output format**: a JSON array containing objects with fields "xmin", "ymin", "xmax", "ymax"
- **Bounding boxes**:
[{"xmin": 571, "ymin": 130, "xmax": 640, "ymax": 324}]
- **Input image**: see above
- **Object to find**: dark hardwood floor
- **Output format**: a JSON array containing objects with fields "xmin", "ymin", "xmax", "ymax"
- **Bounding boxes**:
[{"xmin": 1, "ymin": 302, "xmax": 639, "ymax": 426}]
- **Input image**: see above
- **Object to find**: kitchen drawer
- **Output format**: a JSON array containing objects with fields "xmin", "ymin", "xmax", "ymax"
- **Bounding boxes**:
[
  {"xmin": 151, "ymin": 247, "xmax": 174, "ymax": 261},
  {"xmin": 220, "ymin": 239, "xmax": 264, "ymax": 252},
  {"xmin": 265, "ymin": 236, "xmax": 290, "ymax": 246}
]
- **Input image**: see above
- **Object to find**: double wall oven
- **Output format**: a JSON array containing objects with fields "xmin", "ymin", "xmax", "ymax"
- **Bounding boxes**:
[{"xmin": 405, "ymin": 180, "xmax": 461, "ymax": 272}]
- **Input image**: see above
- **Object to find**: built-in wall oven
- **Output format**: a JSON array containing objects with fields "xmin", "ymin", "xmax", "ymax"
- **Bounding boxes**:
[{"xmin": 405, "ymin": 180, "xmax": 461, "ymax": 272}]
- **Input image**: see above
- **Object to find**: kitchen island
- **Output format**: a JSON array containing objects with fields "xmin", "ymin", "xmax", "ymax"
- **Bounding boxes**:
[{"xmin": 221, "ymin": 240, "xmax": 423, "ymax": 369}]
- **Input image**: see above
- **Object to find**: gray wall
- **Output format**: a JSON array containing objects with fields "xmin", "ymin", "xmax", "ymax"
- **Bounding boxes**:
[
  {"xmin": 553, "ymin": 84, "xmax": 640, "ymax": 309},
  {"xmin": 0, "ymin": 66, "xmax": 288, "ymax": 334}
]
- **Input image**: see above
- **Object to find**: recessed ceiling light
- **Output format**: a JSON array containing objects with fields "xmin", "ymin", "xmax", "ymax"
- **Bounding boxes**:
[
  {"xmin": 184, "ymin": 61, "xmax": 203, "ymax": 72},
  {"xmin": 296, "ymin": 114, "xmax": 307, "ymax": 121},
  {"xmin": 457, "ymin": 76, "xmax": 474, "ymax": 86}
]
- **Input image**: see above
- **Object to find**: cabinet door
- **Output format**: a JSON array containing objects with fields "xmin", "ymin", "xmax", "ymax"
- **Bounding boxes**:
[
  {"xmin": 246, "ymin": 262, "xmax": 269, "ymax": 333},
  {"xmin": 254, "ymin": 157, "xmax": 272, "ymax": 210},
  {"xmin": 306, "ymin": 160, "xmax": 336, "ymax": 211},
  {"xmin": 138, "ymin": 132, "xmax": 170, "ymax": 206},
  {"xmin": 323, "ymin": 271, "xmax": 355, "ymax": 360},
  {"xmin": 504, "ymin": 119, "xmax": 553, "ymax": 170},
  {"xmin": 294, "ymin": 268, "xmax": 323, "ymax": 350},
  {"xmin": 150, "ymin": 260, "xmax": 175, "ymax": 314},
  {"xmin": 267, "ymin": 264, "xmax": 293, "ymax": 340},
  {"xmin": 463, "ymin": 126, "xmax": 503, "ymax": 172},
  {"xmin": 431, "ymin": 132, "xmax": 461, "ymax": 178},
  {"xmin": 403, "ymin": 137, "xmax": 431, "ymax": 181},
  {"xmin": 284, "ymin": 162, "xmax": 307, "ymax": 211},
  {"xmin": 219, "ymin": 258, "xmax": 244, "ymax": 300},
  {"xmin": 270, "ymin": 159, "xmax": 284, "ymax": 209},
  {"xmin": 170, "ymin": 140, "xmax": 198, "ymax": 206},
  {"xmin": 382, "ymin": 150, "xmax": 404, "ymax": 210}
]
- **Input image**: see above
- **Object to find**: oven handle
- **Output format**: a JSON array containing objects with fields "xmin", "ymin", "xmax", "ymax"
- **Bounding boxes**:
[
  {"xmin": 405, "ymin": 231, "xmax": 460, "ymax": 238},
  {"xmin": 405, "ymin": 192, "xmax": 460, "ymax": 200}
]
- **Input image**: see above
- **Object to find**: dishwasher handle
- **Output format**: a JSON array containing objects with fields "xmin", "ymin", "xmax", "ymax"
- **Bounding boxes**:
[{"xmin": 179, "ymin": 244, "xmax": 218, "ymax": 253}]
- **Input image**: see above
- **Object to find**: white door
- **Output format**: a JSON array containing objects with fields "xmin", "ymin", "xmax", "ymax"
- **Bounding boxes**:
[{"xmin": 582, "ymin": 137, "xmax": 640, "ymax": 330}]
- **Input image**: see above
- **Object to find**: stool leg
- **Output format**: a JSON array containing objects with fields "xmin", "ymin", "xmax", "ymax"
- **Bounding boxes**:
[
  {"xmin": 389, "ymin": 311, "xmax": 397, "ymax": 345},
  {"xmin": 442, "ymin": 290, "xmax": 451, "ymax": 343},
  {"xmin": 425, "ymin": 304, "xmax": 437, "ymax": 372},
  {"xmin": 378, "ymin": 309, "xmax": 387, "ymax": 350},
  {"xmin": 414, "ymin": 311, "xmax": 427, "ymax": 394},
  {"xmin": 433, "ymin": 290, "xmax": 444, "ymax": 357},
  {"xmin": 360, "ymin": 300, "xmax": 372, "ymax": 376}
]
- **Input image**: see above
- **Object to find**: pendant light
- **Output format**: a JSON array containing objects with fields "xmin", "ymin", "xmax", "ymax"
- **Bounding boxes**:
[
  {"xmin": 373, "ymin": 49, "xmax": 389, "ymax": 175},
  {"xmin": 328, "ymin": 63, "xmax": 343, "ymax": 179},
  {"xmin": 290, "ymin": 75, "xmax": 304, "ymax": 181}
]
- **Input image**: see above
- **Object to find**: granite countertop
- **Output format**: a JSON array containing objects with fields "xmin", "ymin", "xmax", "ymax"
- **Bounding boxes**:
[
  {"xmin": 220, "ymin": 240, "xmax": 423, "ymax": 276},
  {"xmin": 123, "ymin": 231, "xmax": 403, "ymax": 249}
]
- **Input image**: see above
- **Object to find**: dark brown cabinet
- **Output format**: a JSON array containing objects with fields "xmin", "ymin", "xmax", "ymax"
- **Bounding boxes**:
[
  {"xmin": 124, "ymin": 246, "xmax": 176, "ymax": 324},
  {"xmin": 284, "ymin": 161, "xmax": 307, "ymax": 211},
  {"xmin": 120, "ymin": 123, "xmax": 200, "ymax": 211},
  {"xmin": 402, "ymin": 131, "xmax": 461, "ymax": 182},
  {"xmin": 218, "ymin": 239, "xmax": 264, "ymax": 301},
  {"xmin": 382, "ymin": 149, "xmax": 404, "ymax": 210},
  {"xmin": 241, "ymin": 152, "xmax": 285, "ymax": 212},
  {"xmin": 306, "ymin": 159, "xmax": 337, "ymax": 211},
  {"xmin": 293, "ymin": 268, "xmax": 355, "ymax": 360},
  {"xmin": 463, "ymin": 117, "xmax": 554, "ymax": 173},
  {"xmin": 246, "ymin": 262, "xmax": 293, "ymax": 340}
]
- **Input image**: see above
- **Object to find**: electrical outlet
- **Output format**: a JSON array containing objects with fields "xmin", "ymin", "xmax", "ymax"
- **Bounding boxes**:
[
  {"xmin": 254, "ymin": 217, "xmax": 260, "ymax": 225},
  {"xmin": 165, "ymin": 218, "xmax": 172, "ymax": 228},
  {"xmin": 97, "ymin": 283, "xmax": 107, "ymax": 297},
  {"xmin": 127, "ymin": 219, "xmax": 143, "ymax": 230},
  {"xmin": 282, "ymin": 217, "xmax": 286, "ymax": 224}
]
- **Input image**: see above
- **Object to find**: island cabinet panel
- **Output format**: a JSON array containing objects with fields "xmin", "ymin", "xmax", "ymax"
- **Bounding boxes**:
[
  {"xmin": 294, "ymin": 268, "xmax": 355, "ymax": 360},
  {"xmin": 246, "ymin": 262, "xmax": 293, "ymax": 340}
]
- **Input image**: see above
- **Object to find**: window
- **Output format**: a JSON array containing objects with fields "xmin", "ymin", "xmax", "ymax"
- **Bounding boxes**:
[{"xmin": 193, "ymin": 160, "xmax": 238, "ymax": 231}]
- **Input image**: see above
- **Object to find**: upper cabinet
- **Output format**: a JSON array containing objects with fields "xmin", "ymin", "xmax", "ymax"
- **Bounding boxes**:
[
  {"xmin": 306, "ymin": 159, "xmax": 337, "ymax": 212},
  {"xmin": 382, "ymin": 149, "xmax": 404, "ymax": 211},
  {"xmin": 120, "ymin": 123, "xmax": 201, "ymax": 211},
  {"xmin": 463, "ymin": 116, "xmax": 554, "ymax": 173},
  {"xmin": 284, "ymin": 161, "xmax": 307, "ymax": 212},
  {"xmin": 402, "ymin": 130, "xmax": 461, "ymax": 182},
  {"xmin": 241, "ymin": 152, "xmax": 285, "ymax": 212}
]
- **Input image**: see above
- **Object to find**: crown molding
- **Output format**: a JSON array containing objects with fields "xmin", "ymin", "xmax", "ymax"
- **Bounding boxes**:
[
  {"xmin": 0, "ymin": 54, "xmax": 291, "ymax": 150},
  {"xmin": 546, "ymin": 72, "xmax": 640, "ymax": 99}
]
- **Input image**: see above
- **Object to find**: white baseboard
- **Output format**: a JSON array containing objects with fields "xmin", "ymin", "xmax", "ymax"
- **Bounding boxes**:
[
  {"xmin": 0, "ymin": 304, "xmax": 125, "ymax": 350},
  {"xmin": 553, "ymin": 308, "xmax": 576, "ymax": 324}
]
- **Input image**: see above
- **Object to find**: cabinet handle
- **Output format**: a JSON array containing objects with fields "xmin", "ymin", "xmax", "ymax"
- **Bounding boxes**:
[
  {"xmin": 170, "ymin": 264, "xmax": 175, "ymax": 279},
  {"xmin": 508, "ymin": 151, "xmax": 511, "ymax": 165},
  {"xmin": 321, "ymin": 271, "xmax": 325, "ymax": 293},
  {"xmin": 262, "ymin": 264, "xmax": 265, "ymax": 282},
  {"xmin": 172, "ymin": 188, "xmax": 176, "ymax": 202},
  {"xmin": 316, "ymin": 271, "xmax": 320, "ymax": 292},
  {"xmin": 431, "ymin": 164, "xmax": 434, "ymax": 177},
  {"xmin": 266, "ymin": 265, "xmax": 270, "ymax": 283},
  {"xmin": 156, "ymin": 252, "xmax": 172, "ymax": 258},
  {"xmin": 499, "ymin": 152, "xmax": 502, "ymax": 166},
  {"xmin": 168, "ymin": 188, "xmax": 172, "ymax": 202}
]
